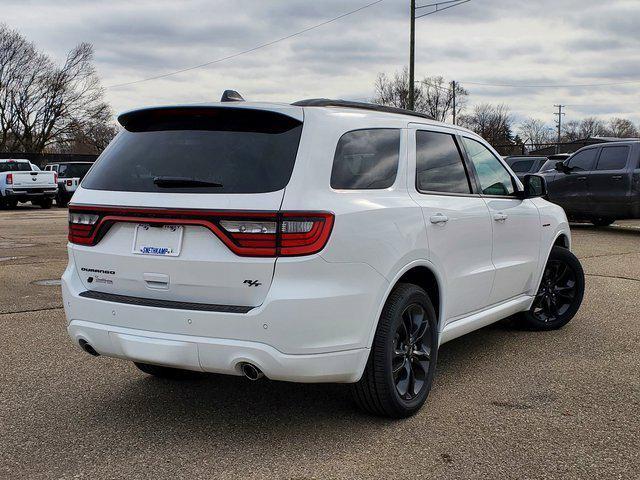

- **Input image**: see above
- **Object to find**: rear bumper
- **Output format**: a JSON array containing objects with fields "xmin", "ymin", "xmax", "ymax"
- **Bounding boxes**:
[
  {"xmin": 62, "ymin": 249, "xmax": 387, "ymax": 383},
  {"xmin": 3, "ymin": 188, "xmax": 57, "ymax": 200},
  {"xmin": 67, "ymin": 320, "xmax": 368, "ymax": 382}
]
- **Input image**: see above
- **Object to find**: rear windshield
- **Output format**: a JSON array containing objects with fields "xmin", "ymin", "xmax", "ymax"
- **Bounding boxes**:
[
  {"xmin": 0, "ymin": 161, "xmax": 31, "ymax": 172},
  {"xmin": 82, "ymin": 108, "xmax": 303, "ymax": 194},
  {"xmin": 59, "ymin": 163, "xmax": 92, "ymax": 179}
]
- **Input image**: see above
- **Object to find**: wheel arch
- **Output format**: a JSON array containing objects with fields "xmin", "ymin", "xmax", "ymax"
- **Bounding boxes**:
[
  {"xmin": 553, "ymin": 232, "xmax": 570, "ymax": 249},
  {"xmin": 365, "ymin": 260, "xmax": 445, "ymax": 351},
  {"xmin": 527, "ymin": 228, "xmax": 572, "ymax": 310}
]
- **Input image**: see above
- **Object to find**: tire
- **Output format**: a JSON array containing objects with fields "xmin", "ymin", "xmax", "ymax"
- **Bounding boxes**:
[
  {"xmin": 56, "ymin": 194, "xmax": 68, "ymax": 208},
  {"xmin": 6, "ymin": 199, "xmax": 18, "ymax": 209},
  {"xmin": 134, "ymin": 362, "xmax": 205, "ymax": 380},
  {"xmin": 521, "ymin": 246, "xmax": 585, "ymax": 331},
  {"xmin": 37, "ymin": 198, "xmax": 53, "ymax": 209},
  {"xmin": 351, "ymin": 283, "xmax": 438, "ymax": 418},
  {"xmin": 591, "ymin": 217, "xmax": 614, "ymax": 227}
]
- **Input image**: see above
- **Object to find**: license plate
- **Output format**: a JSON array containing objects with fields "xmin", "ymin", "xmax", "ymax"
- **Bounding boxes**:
[{"xmin": 132, "ymin": 224, "xmax": 183, "ymax": 256}]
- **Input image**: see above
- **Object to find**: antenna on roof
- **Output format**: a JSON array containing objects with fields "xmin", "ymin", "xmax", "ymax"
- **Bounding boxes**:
[{"xmin": 221, "ymin": 90, "xmax": 245, "ymax": 102}]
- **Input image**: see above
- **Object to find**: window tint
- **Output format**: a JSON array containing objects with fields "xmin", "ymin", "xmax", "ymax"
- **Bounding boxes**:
[
  {"xmin": 0, "ymin": 161, "xmax": 31, "ymax": 172},
  {"xmin": 415, "ymin": 131, "xmax": 470, "ymax": 194},
  {"xmin": 510, "ymin": 159, "xmax": 535, "ymax": 173},
  {"xmin": 461, "ymin": 137, "xmax": 515, "ymax": 196},
  {"xmin": 597, "ymin": 146, "xmax": 629, "ymax": 171},
  {"xmin": 330, "ymin": 129, "xmax": 400, "ymax": 189},
  {"xmin": 59, "ymin": 163, "xmax": 92, "ymax": 179},
  {"xmin": 82, "ymin": 108, "xmax": 303, "ymax": 194},
  {"xmin": 540, "ymin": 160, "xmax": 557, "ymax": 172},
  {"xmin": 567, "ymin": 149, "xmax": 597, "ymax": 171}
]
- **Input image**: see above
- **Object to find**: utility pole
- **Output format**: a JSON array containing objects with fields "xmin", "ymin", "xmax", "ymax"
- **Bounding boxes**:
[
  {"xmin": 554, "ymin": 104, "xmax": 565, "ymax": 154},
  {"xmin": 452, "ymin": 80, "xmax": 456, "ymax": 125},
  {"xmin": 409, "ymin": 0, "xmax": 416, "ymax": 111},
  {"xmin": 408, "ymin": 1, "xmax": 472, "ymax": 112}
]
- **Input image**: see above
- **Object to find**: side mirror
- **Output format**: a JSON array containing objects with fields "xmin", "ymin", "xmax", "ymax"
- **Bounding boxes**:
[
  {"xmin": 521, "ymin": 174, "xmax": 547, "ymax": 199},
  {"xmin": 555, "ymin": 161, "xmax": 571, "ymax": 173}
]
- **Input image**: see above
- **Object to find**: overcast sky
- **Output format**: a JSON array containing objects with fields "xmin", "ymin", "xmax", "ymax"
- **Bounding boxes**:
[{"xmin": 3, "ymin": 0, "xmax": 640, "ymax": 126}]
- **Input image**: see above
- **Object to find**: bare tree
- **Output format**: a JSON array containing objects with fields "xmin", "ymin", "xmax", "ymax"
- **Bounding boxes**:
[
  {"xmin": 420, "ymin": 76, "xmax": 468, "ymax": 122},
  {"xmin": 458, "ymin": 103, "xmax": 514, "ymax": 146},
  {"xmin": 518, "ymin": 117, "xmax": 553, "ymax": 148},
  {"xmin": 561, "ymin": 120, "xmax": 581, "ymax": 142},
  {"xmin": 372, "ymin": 68, "xmax": 467, "ymax": 122},
  {"xmin": 607, "ymin": 117, "xmax": 638, "ymax": 138},
  {"xmin": 578, "ymin": 117, "xmax": 608, "ymax": 139},
  {"xmin": 0, "ymin": 24, "xmax": 113, "ymax": 154}
]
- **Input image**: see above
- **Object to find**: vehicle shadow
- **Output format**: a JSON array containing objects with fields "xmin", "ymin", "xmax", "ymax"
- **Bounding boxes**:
[
  {"xmin": 80, "ymin": 319, "xmax": 523, "ymax": 438},
  {"xmin": 570, "ymin": 222, "xmax": 639, "ymax": 234}
]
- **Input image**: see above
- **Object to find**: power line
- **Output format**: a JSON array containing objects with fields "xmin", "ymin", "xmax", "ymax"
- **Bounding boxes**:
[
  {"xmin": 416, "ymin": 0, "xmax": 466, "ymax": 9},
  {"xmin": 416, "ymin": 0, "xmax": 471, "ymax": 19},
  {"xmin": 106, "ymin": 0, "xmax": 385, "ymax": 89}
]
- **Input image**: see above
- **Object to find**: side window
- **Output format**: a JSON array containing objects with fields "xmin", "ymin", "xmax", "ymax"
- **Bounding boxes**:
[
  {"xmin": 567, "ymin": 149, "xmax": 597, "ymax": 171},
  {"xmin": 461, "ymin": 137, "xmax": 515, "ymax": 196},
  {"xmin": 416, "ymin": 131, "xmax": 471, "ymax": 194},
  {"xmin": 597, "ymin": 146, "xmax": 629, "ymax": 171},
  {"xmin": 330, "ymin": 129, "xmax": 400, "ymax": 189},
  {"xmin": 510, "ymin": 159, "xmax": 535, "ymax": 173},
  {"xmin": 58, "ymin": 165, "xmax": 68, "ymax": 177}
]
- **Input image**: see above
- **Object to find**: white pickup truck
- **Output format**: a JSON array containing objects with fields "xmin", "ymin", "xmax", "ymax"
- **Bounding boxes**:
[{"xmin": 0, "ymin": 159, "xmax": 58, "ymax": 209}]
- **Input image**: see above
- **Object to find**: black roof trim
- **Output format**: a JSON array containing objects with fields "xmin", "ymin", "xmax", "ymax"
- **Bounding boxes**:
[{"xmin": 292, "ymin": 98, "xmax": 435, "ymax": 121}]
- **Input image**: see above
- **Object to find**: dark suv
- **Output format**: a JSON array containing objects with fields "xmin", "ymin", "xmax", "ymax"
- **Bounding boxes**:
[{"xmin": 542, "ymin": 141, "xmax": 640, "ymax": 226}]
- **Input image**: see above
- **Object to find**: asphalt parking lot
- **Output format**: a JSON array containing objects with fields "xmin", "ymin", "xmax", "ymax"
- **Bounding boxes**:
[{"xmin": 1, "ymin": 206, "xmax": 638, "ymax": 480}]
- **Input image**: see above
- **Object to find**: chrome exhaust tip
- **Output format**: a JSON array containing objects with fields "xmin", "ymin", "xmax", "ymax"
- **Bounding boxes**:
[
  {"xmin": 78, "ymin": 339, "xmax": 99, "ymax": 357},
  {"xmin": 240, "ymin": 362, "xmax": 264, "ymax": 381}
]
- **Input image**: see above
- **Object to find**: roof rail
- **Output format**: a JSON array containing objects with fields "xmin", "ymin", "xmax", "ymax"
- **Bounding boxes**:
[{"xmin": 292, "ymin": 98, "xmax": 435, "ymax": 121}]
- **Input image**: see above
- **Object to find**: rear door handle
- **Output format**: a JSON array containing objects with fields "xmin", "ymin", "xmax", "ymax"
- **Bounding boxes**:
[
  {"xmin": 493, "ymin": 213, "xmax": 508, "ymax": 222},
  {"xmin": 576, "ymin": 176, "xmax": 587, "ymax": 181},
  {"xmin": 429, "ymin": 214, "xmax": 449, "ymax": 224},
  {"xmin": 611, "ymin": 175, "xmax": 623, "ymax": 180}
]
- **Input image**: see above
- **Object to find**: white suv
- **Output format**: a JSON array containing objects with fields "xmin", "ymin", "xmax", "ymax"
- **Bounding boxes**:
[{"xmin": 62, "ymin": 97, "xmax": 584, "ymax": 418}]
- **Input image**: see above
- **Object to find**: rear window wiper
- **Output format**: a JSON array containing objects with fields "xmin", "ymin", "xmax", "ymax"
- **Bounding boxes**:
[{"xmin": 153, "ymin": 176, "xmax": 223, "ymax": 188}]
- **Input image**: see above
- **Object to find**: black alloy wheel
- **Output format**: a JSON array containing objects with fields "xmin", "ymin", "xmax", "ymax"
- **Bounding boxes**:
[
  {"xmin": 352, "ymin": 283, "xmax": 438, "ymax": 418},
  {"xmin": 392, "ymin": 303, "xmax": 433, "ymax": 401},
  {"xmin": 522, "ymin": 246, "xmax": 584, "ymax": 330}
]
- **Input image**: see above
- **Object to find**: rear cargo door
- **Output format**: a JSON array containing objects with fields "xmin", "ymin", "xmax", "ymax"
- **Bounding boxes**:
[
  {"xmin": 70, "ymin": 105, "xmax": 304, "ymax": 308},
  {"xmin": 12, "ymin": 171, "xmax": 55, "ymax": 187}
]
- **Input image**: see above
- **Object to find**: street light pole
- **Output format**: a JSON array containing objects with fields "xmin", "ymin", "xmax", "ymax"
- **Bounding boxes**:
[{"xmin": 409, "ymin": 0, "xmax": 416, "ymax": 111}]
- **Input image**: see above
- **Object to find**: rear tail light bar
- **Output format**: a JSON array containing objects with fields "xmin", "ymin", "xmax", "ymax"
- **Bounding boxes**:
[
  {"xmin": 6, "ymin": 173, "xmax": 12, "ymax": 185},
  {"xmin": 68, "ymin": 206, "xmax": 333, "ymax": 257}
]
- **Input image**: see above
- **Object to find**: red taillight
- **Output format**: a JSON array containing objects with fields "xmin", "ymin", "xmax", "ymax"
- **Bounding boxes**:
[
  {"xmin": 67, "ymin": 207, "xmax": 334, "ymax": 257},
  {"xmin": 66, "ymin": 179, "xmax": 72, "ymax": 186},
  {"xmin": 6, "ymin": 173, "xmax": 12, "ymax": 185},
  {"xmin": 217, "ymin": 212, "xmax": 334, "ymax": 257},
  {"xmin": 54, "ymin": 172, "xmax": 58, "ymax": 183}
]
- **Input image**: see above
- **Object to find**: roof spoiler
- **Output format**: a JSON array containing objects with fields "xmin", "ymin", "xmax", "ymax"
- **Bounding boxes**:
[{"xmin": 292, "ymin": 98, "xmax": 435, "ymax": 121}]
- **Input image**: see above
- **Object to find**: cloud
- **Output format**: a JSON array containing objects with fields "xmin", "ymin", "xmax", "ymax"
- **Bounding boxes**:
[{"xmin": 1, "ymin": 0, "xmax": 638, "ymax": 124}]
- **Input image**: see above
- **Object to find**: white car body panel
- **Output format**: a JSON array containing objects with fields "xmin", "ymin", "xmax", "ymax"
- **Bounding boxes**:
[{"xmin": 63, "ymin": 101, "xmax": 571, "ymax": 383}]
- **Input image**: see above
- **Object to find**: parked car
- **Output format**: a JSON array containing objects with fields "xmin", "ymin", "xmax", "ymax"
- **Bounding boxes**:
[
  {"xmin": 538, "ymin": 154, "xmax": 571, "ymax": 174},
  {"xmin": 542, "ymin": 141, "xmax": 640, "ymax": 226},
  {"xmin": 44, "ymin": 162, "xmax": 93, "ymax": 207},
  {"xmin": 504, "ymin": 155, "xmax": 549, "ymax": 179},
  {"xmin": 0, "ymin": 159, "xmax": 58, "ymax": 209},
  {"xmin": 63, "ymin": 97, "xmax": 585, "ymax": 418}
]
